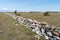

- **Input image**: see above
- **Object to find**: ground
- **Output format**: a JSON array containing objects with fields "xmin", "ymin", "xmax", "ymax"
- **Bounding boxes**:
[
  {"xmin": 0, "ymin": 12, "xmax": 60, "ymax": 40},
  {"xmin": 0, "ymin": 13, "xmax": 42, "ymax": 40}
]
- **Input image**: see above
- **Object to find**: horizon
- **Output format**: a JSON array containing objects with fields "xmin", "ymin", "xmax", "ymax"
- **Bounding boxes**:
[{"xmin": 0, "ymin": 0, "xmax": 60, "ymax": 12}]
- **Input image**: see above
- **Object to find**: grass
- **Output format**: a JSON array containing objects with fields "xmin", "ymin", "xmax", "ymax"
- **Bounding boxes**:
[
  {"xmin": 0, "ymin": 12, "xmax": 60, "ymax": 40},
  {"xmin": 16, "ymin": 12, "xmax": 60, "ymax": 27},
  {"xmin": 0, "ymin": 13, "xmax": 42, "ymax": 40}
]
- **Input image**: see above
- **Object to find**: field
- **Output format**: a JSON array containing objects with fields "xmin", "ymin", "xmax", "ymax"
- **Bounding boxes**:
[
  {"xmin": 17, "ymin": 12, "xmax": 60, "ymax": 27},
  {"xmin": 0, "ymin": 13, "xmax": 42, "ymax": 40},
  {"xmin": 0, "ymin": 12, "xmax": 60, "ymax": 40}
]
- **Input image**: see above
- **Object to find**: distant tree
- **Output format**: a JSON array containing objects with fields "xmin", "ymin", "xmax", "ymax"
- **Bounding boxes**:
[
  {"xmin": 14, "ymin": 10, "xmax": 21, "ymax": 16},
  {"xmin": 43, "ymin": 11, "xmax": 50, "ymax": 16},
  {"xmin": 30, "ymin": 11, "xmax": 33, "ymax": 13},
  {"xmin": 30, "ymin": 11, "xmax": 36, "ymax": 13},
  {"xmin": 14, "ymin": 10, "xmax": 17, "ymax": 14}
]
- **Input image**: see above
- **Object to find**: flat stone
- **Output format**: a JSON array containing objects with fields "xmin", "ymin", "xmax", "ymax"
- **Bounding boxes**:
[
  {"xmin": 15, "ymin": 24, "xmax": 18, "ymax": 26},
  {"xmin": 47, "ymin": 31, "xmax": 52, "ymax": 36},
  {"xmin": 0, "ymin": 30, "xmax": 3, "ymax": 33}
]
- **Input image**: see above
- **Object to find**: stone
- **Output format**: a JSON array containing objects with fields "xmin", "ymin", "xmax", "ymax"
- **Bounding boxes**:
[
  {"xmin": 41, "ymin": 22, "xmax": 48, "ymax": 25},
  {"xmin": 53, "ymin": 31, "xmax": 59, "ymax": 36},
  {"xmin": 32, "ymin": 29, "xmax": 36, "ymax": 32},
  {"xmin": 41, "ymin": 28, "xmax": 45, "ymax": 35},
  {"xmin": 46, "ymin": 31, "xmax": 53, "ymax": 37},
  {"xmin": 36, "ymin": 31, "xmax": 42, "ymax": 36},
  {"xmin": 54, "ymin": 36, "xmax": 60, "ymax": 39},
  {"xmin": 15, "ymin": 24, "xmax": 18, "ymax": 26},
  {"xmin": 51, "ymin": 26, "xmax": 56, "ymax": 30},
  {"xmin": 0, "ymin": 30, "xmax": 3, "ymax": 33},
  {"xmin": 28, "ymin": 19, "xmax": 32, "ymax": 22},
  {"xmin": 44, "ymin": 35, "xmax": 49, "ymax": 40},
  {"xmin": 34, "ymin": 35, "xmax": 40, "ymax": 38}
]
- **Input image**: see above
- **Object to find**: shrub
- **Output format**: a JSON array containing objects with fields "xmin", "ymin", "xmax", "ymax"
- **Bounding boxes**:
[
  {"xmin": 43, "ymin": 11, "xmax": 50, "ymax": 16},
  {"xmin": 16, "ymin": 13, "xmax": 21, "ymax": 16}
]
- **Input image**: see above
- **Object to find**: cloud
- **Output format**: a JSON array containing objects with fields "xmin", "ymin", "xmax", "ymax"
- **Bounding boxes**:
[{"xmin": 2, "ymin": 8, "xmax": 8, "ymax": 10}]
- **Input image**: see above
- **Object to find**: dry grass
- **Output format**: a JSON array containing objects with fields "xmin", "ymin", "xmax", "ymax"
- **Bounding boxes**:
[
  {"xmin": 17, "ymin": 12, "xmax": 60, "ymax": 27},
  {"xmin": 0, "ymin": 12, "xmax": 60, "ymax": 40},
  {"xmin": 0, "ymin": 13, "xmax": 40, "ymax": 40}
]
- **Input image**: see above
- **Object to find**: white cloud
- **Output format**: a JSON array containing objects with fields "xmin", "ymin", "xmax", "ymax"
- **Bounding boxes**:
[{"xmin": 2, "ymin": 8, "xmax": 8, "ymax": 10}]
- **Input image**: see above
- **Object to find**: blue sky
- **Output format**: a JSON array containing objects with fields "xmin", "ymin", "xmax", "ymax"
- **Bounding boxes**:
[{"xmin": 0, "ymin": 0, "xmax": 60, "ymax": 12}]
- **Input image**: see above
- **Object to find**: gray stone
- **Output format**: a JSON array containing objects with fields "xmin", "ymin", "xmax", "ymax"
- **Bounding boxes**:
[{"xmin": 0, "ymin": 30, "xmax": 3, "ymax": 33}]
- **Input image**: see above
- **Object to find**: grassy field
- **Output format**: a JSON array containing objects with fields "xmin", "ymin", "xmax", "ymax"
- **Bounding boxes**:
[
  {"xmin": 0, "ymin": 13, "xmax": 44, "ymax": 40},
  {"xmin": 16, "ymin": 12, "xmax": 60, "ymax": 27},
  {"xmin": 0, "ymin": 12, "xmax": 60, "ymax": 40}
]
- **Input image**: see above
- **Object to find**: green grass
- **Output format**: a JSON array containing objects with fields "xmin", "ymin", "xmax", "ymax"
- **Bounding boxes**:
[
  {"xmin": 0, "ymin": 13, "xmax": 42, "ymax": 40},
  {"xmin": 16, "ymin": 12, "xmax": 60, "ymax": 27}
]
